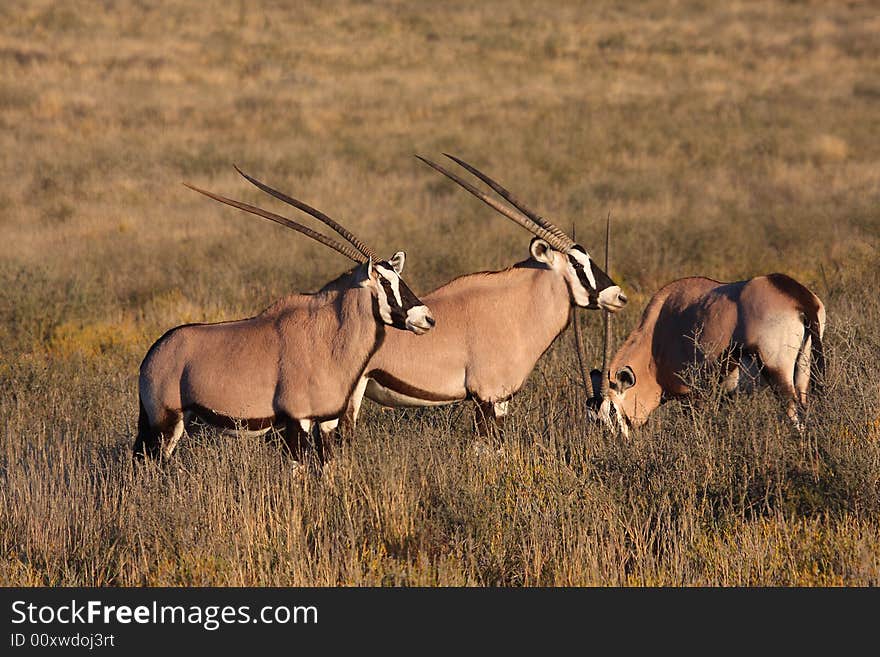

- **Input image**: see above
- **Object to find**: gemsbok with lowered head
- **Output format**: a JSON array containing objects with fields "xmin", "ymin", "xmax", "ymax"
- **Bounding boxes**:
[
  {"xmin": 135, "ymin": 166, "xmax": 435, "ymax": 460},
  {"xmin": 586, "ymin": 271, "xmax": 826, "ymax": 435},
  {"xmin": 342, "ymin": 154, "xmax": 628, "ymax": 431}
]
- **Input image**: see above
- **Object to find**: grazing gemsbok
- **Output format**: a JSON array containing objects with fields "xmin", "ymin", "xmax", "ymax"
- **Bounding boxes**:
[
  {"xmin": 586, "ymin": 272, "xmax": 826, "ymax": 435},
  {"xmin": 342, "ymin": 154, "xmax": 628, "ymax": 431},
  {"xmin": 135, "ymin": 167, "xmax": 435, "ymax": 460}
]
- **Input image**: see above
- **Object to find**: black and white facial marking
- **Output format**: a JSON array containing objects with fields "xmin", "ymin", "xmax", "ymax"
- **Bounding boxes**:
[
  {"xmin": 598, "ymin": 395, "xmax": 630, "ymax": 437},
  {"xmin": 586, "ymin": 367, "xmax": 632, "ymax": 436},
  {"xmin": 372, "ymin": 251, "xmax": 435, "ymax": 334},
  {"xmin": 601, "ymin": 366, "xmax": 636, "ymax": 436},
  {"xmin": 566, "ymin": 245, "xmax": 627, "ymax": 312}
]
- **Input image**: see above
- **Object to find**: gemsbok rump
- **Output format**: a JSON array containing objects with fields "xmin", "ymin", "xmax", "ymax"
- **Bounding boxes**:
[
  {"xmin": 135, "ymin": 167, "xmax": 435, "ymax": 460},
  {"xmin": 587, "ymin": 273, "xmax": 826, "ymax": 435},
  {"xmin": 342, "ymin": 154, "xmax": 628, "ymax": 431}
]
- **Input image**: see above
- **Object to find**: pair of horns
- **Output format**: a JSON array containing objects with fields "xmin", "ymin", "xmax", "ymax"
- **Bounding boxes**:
[
  {"xmin": 184, "ymin": 166, "xmax": 378, "ymax": 264},
  {"xmin": 416, "ymin": 154, "xmax": 575, "ymax": 253},
  {"xmin": 572, "ymin": 213, "xmax": 613, "ymax": 401}
]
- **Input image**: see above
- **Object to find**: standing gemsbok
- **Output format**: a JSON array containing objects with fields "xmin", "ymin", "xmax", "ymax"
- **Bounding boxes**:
[
  {"xmin": 135, "ymin": 166, "xmax": 435, "ymax": 460},
  {"xmin": 586, "ymin": 272, "xmax": 826, "ymax": 435},
  {"xmin": 342, "ymin": 154, "xmax": 628, "ymax": 431}
]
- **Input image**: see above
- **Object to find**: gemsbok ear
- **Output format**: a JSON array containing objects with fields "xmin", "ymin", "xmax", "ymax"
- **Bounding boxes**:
[
  {"xmin": 389, "ymin": 251, "xmax": 406, "ymax": 274},
  {"xmin": 530, "ymin": 238, "xmax": 554, "ymax": 264},
  {"xmin": 616, "ymin": 366, "xmax": 636, "ymax": 391}
]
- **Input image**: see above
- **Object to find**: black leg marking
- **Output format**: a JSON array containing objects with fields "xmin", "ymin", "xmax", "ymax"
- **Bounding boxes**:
[
  {"xmin": 282, "ymin": 419, "xmax": 328, "ymax": 465},
  {"xmin": 474, "ymin": 399, "xmax": 508, "ymax": 438}
]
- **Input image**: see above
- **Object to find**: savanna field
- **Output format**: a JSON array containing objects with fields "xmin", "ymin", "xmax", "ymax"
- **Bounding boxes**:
[{"xmin": 1, "ymin": 0, "xmax": 879, "ymax": 585}]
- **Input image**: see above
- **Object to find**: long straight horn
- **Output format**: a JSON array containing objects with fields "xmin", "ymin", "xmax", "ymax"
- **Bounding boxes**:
[
  {"xmin": 571, "ymin": 224, "xmax": 594, "ymax": 399},
  {"xmin": 233, "ymin": 165, "xmax": 379, "ymax": 262},
  {"xmin": 444, "ymin": 153, "xmax": 574, "ymax": 250},
  {"xmin": 599, "ymin": 211, "xmax": 613, "ymax": 398},
  {"xmin": 416, "ymin": 155, "xmax": 571, "ymax": 252},
  {"xmin": 183, "ymin": 183, "xmax": 366, "ymax": 263}
]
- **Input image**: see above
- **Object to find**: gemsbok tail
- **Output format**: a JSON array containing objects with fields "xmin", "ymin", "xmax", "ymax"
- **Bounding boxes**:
[
  {"xmin": 806, "ymin": 304, "xmax": 826, "ymax": 396},
  {"xmin": 770, "ymin": 273, "xmax": 826, "ymax": 401}
]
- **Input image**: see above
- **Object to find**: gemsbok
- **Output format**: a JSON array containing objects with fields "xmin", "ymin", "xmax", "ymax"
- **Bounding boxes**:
[
  {"xmin": 586, "ymin": 272, "xmax": 826, "ymax": 435},
  {"xmin": 135, "ymin": 166, "xmax": 435, "ymax": 460},
  {"xmin": 342, "ymin": 154, "xmax": 628, "ymax": 432}
]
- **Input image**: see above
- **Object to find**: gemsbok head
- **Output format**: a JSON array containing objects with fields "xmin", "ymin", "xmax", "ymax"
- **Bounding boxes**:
[
  {"xmin": 135, "ymin": 166, "xmax": 434, "ymax": 462},
  {"xmin": 418, "ymin": 154, "xmax": 628, "ymax": 313}
]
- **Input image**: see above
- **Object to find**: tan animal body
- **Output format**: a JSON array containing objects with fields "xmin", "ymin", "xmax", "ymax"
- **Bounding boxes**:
[
  {"xmin": 344, "ymin": 154, "xmax": 628, "ymax": 429},
  {"xmin": 590, "ymin": 273, "xmax": 826, "ymax": 434},
  {"xmin": 135, "ymin": 168, "xmax": 434, "ymax": 460}
]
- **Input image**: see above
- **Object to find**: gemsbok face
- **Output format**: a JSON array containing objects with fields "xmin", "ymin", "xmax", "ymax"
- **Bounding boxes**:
[
  {"xmin": 370, "ymin": 252, "xmax": 434, "ymax": 334},
  {"xmin": 531, "ymin": 238, "xmax": 626, "ymax": 312},
  {"xmin": 589, "ymin": 366, "xmax": 639, "ymax": 437}
]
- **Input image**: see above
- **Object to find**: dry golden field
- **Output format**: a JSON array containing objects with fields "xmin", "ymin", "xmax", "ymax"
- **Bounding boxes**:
[{"xmin": 1, "ymin": 0, "xmax": 879, "ymax": 585}]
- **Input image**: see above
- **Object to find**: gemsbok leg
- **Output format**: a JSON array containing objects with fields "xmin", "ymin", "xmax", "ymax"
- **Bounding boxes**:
[
  {"xmin": 756, "ymin": 315, "xmax": 813, "ymax": 429},
  {"xmin": 474, "ymin": 398, "xmax": 510, "ymax": 436},
  {"xmin": 135, "ymin": 401, "xmax": 184, "ymax": 460}
]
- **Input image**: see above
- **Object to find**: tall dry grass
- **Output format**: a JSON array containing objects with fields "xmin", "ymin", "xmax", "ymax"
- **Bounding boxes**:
[{"xmin": 1, "ymin": 0, "xmax": 878, "ymax": 585}]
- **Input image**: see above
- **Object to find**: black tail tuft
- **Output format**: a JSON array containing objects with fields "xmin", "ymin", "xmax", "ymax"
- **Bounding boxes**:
[{"xmin": 807, "ymin": 313, "xmax": 825, "ymax": 396}]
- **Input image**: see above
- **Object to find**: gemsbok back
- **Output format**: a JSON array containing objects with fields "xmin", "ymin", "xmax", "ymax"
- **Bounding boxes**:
[
  {"xmin": 135, "ymin": 166, "xmax": 435, "ymax": 461},
  {"xmin": 342, "ymin": 154, "xmax": 628, "ymax": 432},
  {"xmin": 586, "ymin": 272, "xmax": 826, "ymax": 435}
]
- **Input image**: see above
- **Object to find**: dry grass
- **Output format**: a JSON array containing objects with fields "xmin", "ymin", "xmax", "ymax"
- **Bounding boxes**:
[{"xmin": 1, "ymin": 0, "xmax": 879, "ymax": 585}]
